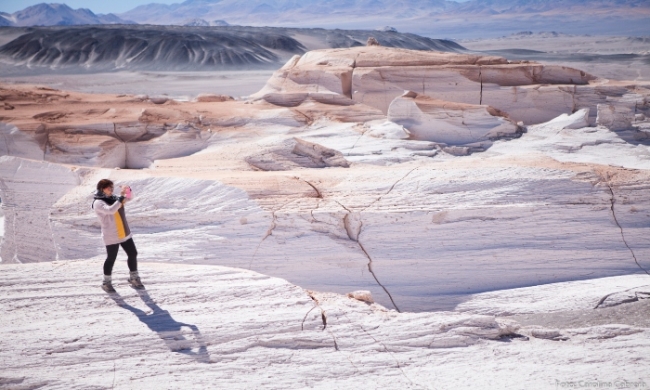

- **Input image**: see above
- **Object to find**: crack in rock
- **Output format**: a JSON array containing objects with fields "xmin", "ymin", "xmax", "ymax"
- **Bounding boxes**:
[
  {"xmin": 300, "ymin": 306, "xmax": 317, "ymax": 331},
  {"xmin": 603, "ymin": 179, "xmax": 650, "ymax": 278},
  {"xmin": 363, "ymin": 166, "xmax": 420, "ymax": 212},
  {"xmin": 305, "ymin": 291, "xmax": 339, "ymax": 351},
  {"xmin": 248, "ymin": 199, "xmax": 297, "ymax": 269},
  {"xmin": 594, "ymin": 285, "xmax": 650, "ymax": 309},
  {"xmin": 294, "ymin": 176, "xmax": 322, "ymax": 198},
  {"xmin": 479, "ymin": 65, "xmax": 483, "ymax": 105},
  {"xmin": 336, "ymin": 201, "xmax": 401, "ymax": 313},
  {"xmin": 331, "ymin": 167, "xmax": 421, "ymax": 313},
  {"xmin": 358, "ymin": 237, "xmax": 401, "ymax": 313},
  {"xmin": 592, "ymin": 172, "xmax": 650, "ymax": 308}
]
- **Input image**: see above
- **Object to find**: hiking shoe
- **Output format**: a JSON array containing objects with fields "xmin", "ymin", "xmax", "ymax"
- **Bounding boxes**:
[
  {"xmin": 102, "ymin": 282, "xmax": 116, "ymax": 293},
  {"xmin": 128, "ymin": 271, "xmax": 144, "ymax": 289}
]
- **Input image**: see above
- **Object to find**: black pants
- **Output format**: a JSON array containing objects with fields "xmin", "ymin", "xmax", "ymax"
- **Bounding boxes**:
[{"xmin": 104, "ymin": 238, "xmax": 138, "ymax": 276}]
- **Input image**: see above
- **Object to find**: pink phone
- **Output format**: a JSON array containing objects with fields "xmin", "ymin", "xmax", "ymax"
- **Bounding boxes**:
[{"xmin": 125, "ymin": 186, "xmax": 132, "ymax": 199}]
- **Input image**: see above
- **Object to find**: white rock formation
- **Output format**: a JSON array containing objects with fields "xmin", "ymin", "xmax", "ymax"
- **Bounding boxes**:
[
  {"xmin": 254, "ymin": 46, "xmax": 650, "ymax": 129},
  {"xmin": 543, "ymin": 108, "xmax": 590, "ymax": 130},
  {"xmin": 387, "ymin": 91, "xmax": 520, "ymax": 144},
  {"xmin": 0, "ymin": 260, "xmax": 648, "ymax": 389},
  {"xmin": 0, "ymin": 156, "xmax": 79, "ymax": 263},
  {"xmin": 362, "ymin": 120, "xmax": 411, "ymax": 140},
  {"xmin": 1, "ymin": 47, "xmax": 650, "ymax": 387}
]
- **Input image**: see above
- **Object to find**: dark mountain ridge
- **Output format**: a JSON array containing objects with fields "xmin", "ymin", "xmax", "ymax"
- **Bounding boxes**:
[{"xmin": 0, "ymin": 25, "xmax": 465, "ymax": 72}]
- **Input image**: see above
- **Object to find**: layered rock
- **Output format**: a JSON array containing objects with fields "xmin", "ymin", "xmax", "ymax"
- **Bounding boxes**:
[
  {"xmin": 0, "ymin": 85, "xmax": 306, "ymax": 169},
  {"xmin": 2, "ymin": 47, "xmax": 650, "ymax": 174},
  {"xmin": 254, "ymin": 46, "xmax": 650, "ymax": 128}
]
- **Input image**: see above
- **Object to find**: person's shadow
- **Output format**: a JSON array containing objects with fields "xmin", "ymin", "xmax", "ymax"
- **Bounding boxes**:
[{"xmin": 108, "ymin": 288, "xmax": 211, "ymax": 364}]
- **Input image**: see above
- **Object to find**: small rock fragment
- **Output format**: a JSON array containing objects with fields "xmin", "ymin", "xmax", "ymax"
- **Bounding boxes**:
[
  {"xmin": 530, "ymin": 328, "xmax": 566, "ymax": 340},
  {"xmin": 347, "ymin": 290, "xmax": 374, "ymax": 303}
]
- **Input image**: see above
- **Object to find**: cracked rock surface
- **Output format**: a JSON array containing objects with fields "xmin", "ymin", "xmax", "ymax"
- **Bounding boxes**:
[{"xmin": 0, "ymin": 261, "xmax": 648, "ymax": 389}]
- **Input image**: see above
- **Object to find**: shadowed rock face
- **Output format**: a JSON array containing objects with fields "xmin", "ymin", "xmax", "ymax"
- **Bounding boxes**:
[{"xmin": 0, "ymin": 25, "xmax": 465, "ymax": 72}]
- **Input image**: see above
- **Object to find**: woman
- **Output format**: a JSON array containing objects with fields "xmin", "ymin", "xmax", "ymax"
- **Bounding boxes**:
[{"xmin": 92, "ymin": 179, "xmax": 143, "ymax": 292}]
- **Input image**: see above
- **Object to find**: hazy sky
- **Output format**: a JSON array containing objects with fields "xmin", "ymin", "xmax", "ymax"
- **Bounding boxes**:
[
  {"xmin": 2, "ymin": 0, "xmax": 472, "ymax": 15},
  {"xmin": 1, "ymin": 0, "xmax": 183, "ymax": 14}
]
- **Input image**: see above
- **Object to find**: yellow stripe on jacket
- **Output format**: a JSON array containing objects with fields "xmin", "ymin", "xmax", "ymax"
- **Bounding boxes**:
[{"xmin": 114, "ymin": 210, "xmax": 126, "ymax": 239}]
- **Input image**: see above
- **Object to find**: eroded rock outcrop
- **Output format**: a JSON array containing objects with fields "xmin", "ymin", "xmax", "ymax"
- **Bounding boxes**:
[
  {"xmin": 0, "ymin": 85, "xmax": 307, "ymax": 169},
  {"xmin": 2, "ymin": 47, "xmax": 650, "ymax": 172},
  {"xmin": 388, "ymin": 91, "xmax": 521, "ymax": 145},
  {"xmin": 253, "ymin": 46, "xmax": 650, "ymax": 129}
]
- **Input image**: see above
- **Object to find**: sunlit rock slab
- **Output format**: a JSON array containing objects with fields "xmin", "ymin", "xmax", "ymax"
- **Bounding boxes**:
[
  {"xmin": 456, "ymin": 273, "xmax": 650, "ymax": 316},
  {"xmin": 0, "ymin": 260, "xmax": 648, "ymax": 389}
]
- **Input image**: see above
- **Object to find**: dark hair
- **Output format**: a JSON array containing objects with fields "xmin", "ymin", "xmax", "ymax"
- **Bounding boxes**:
[{"xmin": 96, "ymin": 179, "xmax": 114, "ymax": 191}]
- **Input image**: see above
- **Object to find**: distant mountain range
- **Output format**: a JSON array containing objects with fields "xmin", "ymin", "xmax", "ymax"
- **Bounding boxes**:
[
  {"xmin": 0, "ymin": 3, "xmax": 134, "ymax": 27},
  {"xmin": 1, "ymin": 1, "xmax": 649, "ymax": 37},
  {"xmin": 119, "ymin": 0, "xmax": 650, "ymax": 33}
]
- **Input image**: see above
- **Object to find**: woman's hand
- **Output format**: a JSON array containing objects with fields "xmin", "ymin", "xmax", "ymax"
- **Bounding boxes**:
[{"xmin": 120, "ymin": 185, "xmax": 128, "ymax": 196}]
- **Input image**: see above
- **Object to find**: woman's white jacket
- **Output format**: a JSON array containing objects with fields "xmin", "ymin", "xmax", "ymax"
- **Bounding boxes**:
[{"xmin": 92, "ymin": 196, "xmax": 132, "ymax": 246}]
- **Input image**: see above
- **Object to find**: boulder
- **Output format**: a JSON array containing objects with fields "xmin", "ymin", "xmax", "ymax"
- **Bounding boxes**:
[
  {"xmin": 292, "ymin": 137, "xmax": 350, "ymax": 168},
  {"xmin": 149, "ymin": 96, "xmax": 169, "ymax": 105},
  {"xmin": 245, "ymin": 138, "xmax": 350, "ymax": 171},
  {"xmin": 530, "ymin": 328, "xmax": 564, "ymax": 340},
  {"xmin": 253, "ymin": 54, "xmax": 353, "ymax": 100}
]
